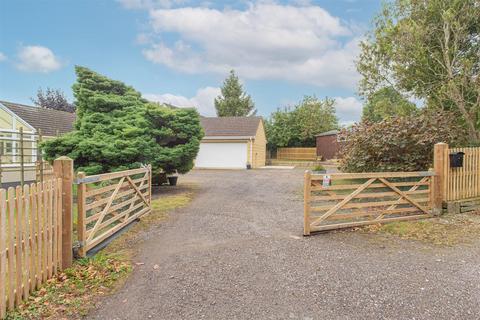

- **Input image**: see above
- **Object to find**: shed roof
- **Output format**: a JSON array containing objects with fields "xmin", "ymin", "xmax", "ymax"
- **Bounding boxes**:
[
  {"xmin": 200, "ymin": 116, "xmax": 262, "ymax": 137},
  {"xmin": 0, "ymin": 100, "xmax": 76, "ymax": 136},
  {"xmin": 315, "ymin": 130, "xmax": 339, "ymax": 137}
]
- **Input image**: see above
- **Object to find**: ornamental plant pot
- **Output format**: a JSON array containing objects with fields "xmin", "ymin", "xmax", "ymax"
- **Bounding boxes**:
[
  {"xmin": 152, "ymin": 172, "xmax": 167, "ymax": 186},
  {"xmin": 167, "ymin": 176, "xmax": 178, "ymax": 186}
]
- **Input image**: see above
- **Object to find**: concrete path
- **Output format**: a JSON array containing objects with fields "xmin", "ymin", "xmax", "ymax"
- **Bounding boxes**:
[{"xmin": 91, "ymin": 169, "xmax": 480, "ymax": 320}]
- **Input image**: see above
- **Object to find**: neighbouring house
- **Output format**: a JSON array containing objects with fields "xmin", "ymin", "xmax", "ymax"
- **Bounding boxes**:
[
  {"xmin": 196, "ymin": 116, "xmax": 266, "ymax": 169},
  {"xmin": 0, "ymin": 100, "xmax": 76, "ymax": 183},
  {"xmin": 316, "ymin": 130, "xmax": 341, "ymax": 160}
]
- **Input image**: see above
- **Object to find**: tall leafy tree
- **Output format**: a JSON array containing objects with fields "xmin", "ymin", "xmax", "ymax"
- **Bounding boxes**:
[
  {"xmin": 357, "ymin": 0, "xmax": 480, "ymax": 143},
  {"xmin": 31, "ymin": 87, "xmax": 76, "ymax": 113},
  {"xmin": 266, "ymin": 96, "xmax": 338, "ymax": 149},
  {"xmin": 215, "ymin": 70, "xmax": 255, "ymax": 116},
  {"xmin": 42, "ymin": 66, "xmax": 203, "ymax": 175},
  {"xmin": 362, "ymin": 87, "xmax": 417, "ymax": 122}
]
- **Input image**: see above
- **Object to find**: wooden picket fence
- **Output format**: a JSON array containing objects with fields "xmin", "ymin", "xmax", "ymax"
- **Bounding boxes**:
[
  {"xmin": 0, "ymin": 179, "xmax": 63, "ymax": 317},
  {"xmin": 76, "ymin": 166, "xmax": 152, "ymax": 257},
  {"xmin": 277, "ymin": 147, "xmax": 317, "ymax": 161},
  {"xmin": 442, "ymin": 146, "xmax": 480, "ymax": 201},
  {"xmin": 0, "ymin": 156, "xmax": 154, "ymax": 318},
  {"xmin": 304, "ymin": 171, "xmax": 436, "ymax": 234}
]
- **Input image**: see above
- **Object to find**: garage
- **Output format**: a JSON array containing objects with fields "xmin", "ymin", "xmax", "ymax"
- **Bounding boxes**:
[
  {"xmin": 195, "ymin": 142, "xmax": 247, "ymax": 169},
  {"xmin": 195, "ymin": 116, "xmax": 266, "ymax": 169}
]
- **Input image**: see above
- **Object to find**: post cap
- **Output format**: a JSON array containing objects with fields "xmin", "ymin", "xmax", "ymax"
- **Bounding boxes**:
[{"xmin": 54, "ymin": 156, "xmax": 73, "ymax": 161}]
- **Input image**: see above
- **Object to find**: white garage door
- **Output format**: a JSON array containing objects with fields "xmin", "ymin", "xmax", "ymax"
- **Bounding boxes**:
[{"xmin": 195, "ymin": 142, "xmax": 247, "ymax": 169}]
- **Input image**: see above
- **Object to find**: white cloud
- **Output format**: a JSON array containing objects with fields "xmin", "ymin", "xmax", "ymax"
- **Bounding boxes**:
[
  {"xmin": 141, "ymin": 2, "xmax": 361, "ymax": 88},
  {"xmin": 0, "ymin": 52, "xmax": 6, "ymax": 62},
  {"xmin": 334, "ymin": 96, "xmax": 363, "ymax": 125},
  {"xmin": 143, "ymin": 86, "xmax": 220, "ymax": 116},
  {"xmin": 16, "ymin": 45, "xmax": 62, "ymax": 73}
]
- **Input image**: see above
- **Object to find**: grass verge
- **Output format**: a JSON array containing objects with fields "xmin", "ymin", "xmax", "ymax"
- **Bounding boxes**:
[
  {"xmin": 6, "ymin": 185, "xmax": 194, "ymax": 319},
  {"xmin": 6, "ymin": 253, "xmax": 131, "ymax": 320},
  {"xmin": 362, "ymin": 212, "xmax": 480, "ymax": 246}
]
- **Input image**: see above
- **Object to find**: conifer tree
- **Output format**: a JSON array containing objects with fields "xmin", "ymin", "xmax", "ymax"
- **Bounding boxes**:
[
  {"xmin": 42, "ymin": 66, "xmax": 203, "ymax": 175},
  {"xmin": 214, "ymin": 70, "xmax": 255, "ymax": 117}
]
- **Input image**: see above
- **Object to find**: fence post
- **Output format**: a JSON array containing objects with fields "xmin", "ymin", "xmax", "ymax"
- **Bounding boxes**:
[
  {"xmin": 433, "ymin": 143, "xmax": 448, "ymax": 215},
  {"xmin": 76, "ymin": 172, "xmax": 87, "ymax": 257},
  {"xmin": 19, "ymin": 127, "xmax": 24, "ymax": 186},
  {"xmin": 53, "ymin": 156, "xmax": 74, "ymax": 269},
  {"xmin": 148, "ymin": 165, "xmax": 152, "ymax": 205},
  {"xmin": 304, "ymin": 170, "xmax": 311, "ymax": 236},
  {"xmin": 37, "ymin": 129, "xmax": 43, "ymax": 184}
]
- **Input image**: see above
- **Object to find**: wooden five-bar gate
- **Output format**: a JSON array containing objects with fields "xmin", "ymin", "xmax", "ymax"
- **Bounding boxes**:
[
  {"xmin": 304, "ymin": 171, "xmax": 437, "ymax": 235},
  {"xmin": 76, "ymin": 166, "xmax": 152, "ymax": 257}
]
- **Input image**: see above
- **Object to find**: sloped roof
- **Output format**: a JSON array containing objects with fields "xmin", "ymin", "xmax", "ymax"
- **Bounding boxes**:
[
  {"xmin": 315, "ymin": 130, "xmax": 339, "ymax": 137},
  {"xmin": 200, "ymin": 116, "xmax": 262, "ymax": 137},
  {"xmin": 0, "ymin": 100, "xmax": 76, "ymax": 136}
]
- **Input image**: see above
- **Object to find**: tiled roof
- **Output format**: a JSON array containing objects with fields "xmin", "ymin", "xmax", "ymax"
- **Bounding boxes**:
[
  {"xmin": 200, "ymin": 116, "xmax": 262, "ymax": 137},
  {"xmin": 0, "ymin": 100, "xmax": 76, "ymax": 136}
]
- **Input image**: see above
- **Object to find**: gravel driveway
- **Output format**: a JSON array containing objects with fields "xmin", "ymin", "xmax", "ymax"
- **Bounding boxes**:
[{"xmin": 91, "ymin": 169, "xmax": 480, "ymax": 320}]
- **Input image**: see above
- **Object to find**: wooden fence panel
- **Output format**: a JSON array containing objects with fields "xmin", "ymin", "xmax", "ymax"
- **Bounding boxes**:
[
  {"xmin": 304, "ymin": 171, "xmax": 435, "ymax": 235},
  {"xmin": 76, "ymin": 166, "xmax": 152, "ymax": 256},
  {"xmin": 0, "ymin": 179, "xmax": 63, "ymax": 317},
  {"xmin": 445, "ymin": 147, "xmax": 480, "ymax": 202},
  {"xmin": 277, "ymin": 147, "xmax": 317, "ymax": 161}
]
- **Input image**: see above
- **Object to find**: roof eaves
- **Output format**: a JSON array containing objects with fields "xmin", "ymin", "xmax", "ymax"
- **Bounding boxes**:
[
  {"xmin": 203, "ymin": 135, "xmax": 254, "ymax": 140},
  {"xmin": 315, "ymin": 130, "xmax": 339, "ymax": 137},
  {"xmin": 0, "ymin": 102, "xmax": 36, "ymax": 131}
]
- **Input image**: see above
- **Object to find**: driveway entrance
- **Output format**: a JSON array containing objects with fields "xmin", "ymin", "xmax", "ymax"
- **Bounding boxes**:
[{"xmin": 92, "ymin": 169, "xmax": 480, "ymax": 320}]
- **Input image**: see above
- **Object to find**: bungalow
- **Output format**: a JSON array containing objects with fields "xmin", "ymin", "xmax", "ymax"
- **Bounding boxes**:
[
  {"xmin": 0, "ymin": 100, "xmax": 76, "ymax": 183},
  {"xmin": 0, "ymin": 101, "xmax": 267, "ymax": 178},
  {"xmin": 196, "ymin": 116, "xmax": 266, "ymax": 169}
]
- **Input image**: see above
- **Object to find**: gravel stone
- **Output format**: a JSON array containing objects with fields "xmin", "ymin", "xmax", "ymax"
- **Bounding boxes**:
[{"xmin": 90, "ymin": 169, "xmax": 480, "ymax": 320}]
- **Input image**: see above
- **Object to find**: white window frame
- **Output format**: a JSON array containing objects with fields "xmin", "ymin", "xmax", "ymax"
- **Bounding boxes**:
[{"xmin": 0, "ymin": 103, "xmax": 38, "ymax": 167}]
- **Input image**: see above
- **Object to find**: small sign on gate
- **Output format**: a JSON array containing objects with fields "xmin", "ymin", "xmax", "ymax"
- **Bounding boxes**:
[{"xmin": 322, "ymin": 175, "xmax": 331, "ymax": 188}]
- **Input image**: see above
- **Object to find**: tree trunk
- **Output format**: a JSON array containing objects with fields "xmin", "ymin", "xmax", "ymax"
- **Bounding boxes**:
[{"xmin": 441, "ymin": 23, "xmax": 479, "ymax": 144}]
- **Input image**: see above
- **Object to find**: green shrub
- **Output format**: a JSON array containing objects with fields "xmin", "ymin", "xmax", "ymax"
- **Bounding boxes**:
[
  {"xmin": 338, "ymin": 110, "xmax": 466, "ymax": 172},
  {"xmin": 313, "ymin": 165, "xmax": 325, "ymax": 172},
  {"xmin": 42, "ymin": 66, "xmax": 203, "ymax": 175}
]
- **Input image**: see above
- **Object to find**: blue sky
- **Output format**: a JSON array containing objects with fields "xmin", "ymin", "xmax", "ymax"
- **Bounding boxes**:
[{"xmin": 0, "ymin": 0, "xmax": 382, "ymax": 124}]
